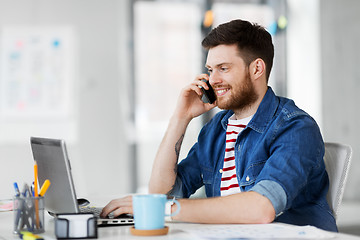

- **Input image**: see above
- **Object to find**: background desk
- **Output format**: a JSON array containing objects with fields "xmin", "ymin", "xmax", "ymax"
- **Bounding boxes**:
[{"xmin": 1, "ymin": 211, "xmax": 360, "ymax": 240}]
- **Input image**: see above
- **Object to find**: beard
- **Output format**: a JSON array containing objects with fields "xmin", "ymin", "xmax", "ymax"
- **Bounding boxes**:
[{"xmin": 216, "ymin": 71, "xmax": 258, "ymax": 111}]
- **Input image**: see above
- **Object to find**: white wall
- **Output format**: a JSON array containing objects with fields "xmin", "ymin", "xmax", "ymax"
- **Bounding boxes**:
[
  {"xmin": 320, "ymin": 0, "xmax": 360, "ymax": 200},
  {"xmin": 287, "ymin": 0, "xmax": 322, "ymax": 127},
  {"xmin": 0, "ymin": 0, "xmax": 132, "ymax": 199}
]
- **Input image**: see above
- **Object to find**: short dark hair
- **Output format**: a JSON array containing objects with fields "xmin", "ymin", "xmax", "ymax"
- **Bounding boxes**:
[{"xmin": 202, "ymin": 19, "xmax": 274, "ymax": 80}]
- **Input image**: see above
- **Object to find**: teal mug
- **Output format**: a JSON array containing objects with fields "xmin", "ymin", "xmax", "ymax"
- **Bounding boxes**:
[{"xmin": 132, "ymin": 194, "xmax": 180, "ymax": 230}]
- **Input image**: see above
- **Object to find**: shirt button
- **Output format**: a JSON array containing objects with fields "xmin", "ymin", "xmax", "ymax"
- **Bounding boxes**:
[
  {"xmin": 219, "ymin": 169, "xmax": 223, "ymax": 173},
  {"xmin": 246, "ymin": 176, "xmax": 250, "ymax": 181}
]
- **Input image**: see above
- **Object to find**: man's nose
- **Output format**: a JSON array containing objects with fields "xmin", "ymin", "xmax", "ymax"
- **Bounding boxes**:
[{"xmin": 209, "ymin": 72, "xmax": 221, "ymax": 86}]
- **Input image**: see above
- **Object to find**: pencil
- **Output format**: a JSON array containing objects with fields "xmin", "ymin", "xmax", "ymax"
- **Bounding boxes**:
[
  {"xmin": 34, "ymin": 161, "xmax": 40, "ymax": 229},
  {"xmin": 34, "ymin": 161, "xmax": 38, "ymax": 197}
]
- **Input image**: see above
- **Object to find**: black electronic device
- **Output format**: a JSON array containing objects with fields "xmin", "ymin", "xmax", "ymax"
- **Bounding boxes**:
[{"xmin": 200, "ymin": 79, "xmax": 216, "ymax": 104}]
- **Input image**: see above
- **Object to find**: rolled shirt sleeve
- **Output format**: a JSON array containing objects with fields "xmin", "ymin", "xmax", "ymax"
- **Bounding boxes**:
[{"xmin": 167, "ymin": 175, "xmax": 186, "ymax": 198}]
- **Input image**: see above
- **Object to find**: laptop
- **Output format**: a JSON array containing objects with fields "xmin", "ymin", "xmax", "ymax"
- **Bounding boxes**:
[{"xmin": 30, "ymin": 136, "xmax": 134, "ymax": 226}]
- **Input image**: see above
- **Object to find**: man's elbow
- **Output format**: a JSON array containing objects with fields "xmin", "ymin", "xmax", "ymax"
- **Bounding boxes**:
[
  {"xmin": 256, "ymin": 210, "xmax": 275, "ymax": 224},
  {"xmin": 229, "ymin": 203, "xmax": 275, "ymax": 224},
  {"xmin": 247, "ymin": 194, "xmax": 276, "ymax": 224},
  {"xmin": 253, "ymin": 203, "xmax": 276, "ymax": 224}
]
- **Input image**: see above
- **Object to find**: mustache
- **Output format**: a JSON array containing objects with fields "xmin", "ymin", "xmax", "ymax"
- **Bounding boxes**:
[{"xmin": 212, "ymin": 84, "xmax": 231, "ymax": 89}]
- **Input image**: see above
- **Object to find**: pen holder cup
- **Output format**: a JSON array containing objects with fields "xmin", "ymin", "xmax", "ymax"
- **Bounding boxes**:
[{"xmin": 13, "ymin": 196, "xmax": 45, "ymax": 234}]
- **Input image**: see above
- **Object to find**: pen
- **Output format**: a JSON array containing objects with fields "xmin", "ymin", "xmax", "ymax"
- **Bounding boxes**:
[
  {"xmin": 13, "ymin": 182, "xmax": 21, "ymax": 197},
  {"xmin": 22, "ymin": 183, "xmax": 31, "ymax": 197},
  {"xmin": 39, "ymin": 179, "xmax": 51, "ymax": 196},
  {"xmin": 14, "ymin": 183, "xmax": 23, "ymax": 229},
  {"xmin": 31, "ymin": 182, "xmax": 35, "ymax": 197}
]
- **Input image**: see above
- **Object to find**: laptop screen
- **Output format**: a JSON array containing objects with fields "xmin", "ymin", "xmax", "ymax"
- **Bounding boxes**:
[{"xmin": 30, "ymin": 137, "xmax": 79, "ymax": 214}]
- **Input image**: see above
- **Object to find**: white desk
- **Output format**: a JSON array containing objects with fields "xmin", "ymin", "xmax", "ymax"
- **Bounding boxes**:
[{"xmin": 1, "ymin": 211, "xmax": 360, "ymax": 240}]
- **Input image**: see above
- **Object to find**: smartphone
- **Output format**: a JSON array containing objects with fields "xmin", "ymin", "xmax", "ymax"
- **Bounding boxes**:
[{"xmin": 200, "ymin": 79, "xmax": 216, "ymax": 104}]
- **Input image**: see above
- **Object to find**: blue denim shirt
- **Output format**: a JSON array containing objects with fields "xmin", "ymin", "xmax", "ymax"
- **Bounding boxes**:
[{"xmin": 173, "ymin": 87, "xmax": 337, "ymax": 232}]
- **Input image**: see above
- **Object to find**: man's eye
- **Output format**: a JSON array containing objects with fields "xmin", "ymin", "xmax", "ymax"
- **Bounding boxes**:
[
  {"xmin": 220, "ymin": 67, "xmax": 228, "ymax": 72},
  {"xmin": 207, "ymin": 69, "xmax": 213, "ymax": 74}
]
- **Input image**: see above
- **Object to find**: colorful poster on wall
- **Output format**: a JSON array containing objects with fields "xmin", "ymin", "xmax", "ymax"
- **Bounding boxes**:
[
  {"xmin": 0, "ymin": 26, "xmax": 75, "ymax": 118},
  {"xmin": 0, "ymin": 26, "xmax": 77, "ymax": 143}
]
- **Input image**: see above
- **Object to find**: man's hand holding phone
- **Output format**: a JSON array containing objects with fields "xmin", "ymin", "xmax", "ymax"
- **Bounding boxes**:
[{"xmin": 173, "ymin": 74, "xmax": 217, "ymax": 122}]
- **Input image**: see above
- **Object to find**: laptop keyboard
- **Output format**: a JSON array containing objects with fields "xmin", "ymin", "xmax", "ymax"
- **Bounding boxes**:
[
  {"xmin": 79, "ymin": 205, "xmax": 134, "ymax": 226},
  {"xmin": 79, "ymin": 206, "xmax": 133, "ymax": 219},
  {"xmin": 79, "ymin": 206, "xmax": 105, "ymax": 218}
]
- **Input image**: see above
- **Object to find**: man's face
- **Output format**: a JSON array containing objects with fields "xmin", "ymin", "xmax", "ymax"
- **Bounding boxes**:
[{"xmin": 205, "ymin": 44, "xmax": 258, "ymax": 111}]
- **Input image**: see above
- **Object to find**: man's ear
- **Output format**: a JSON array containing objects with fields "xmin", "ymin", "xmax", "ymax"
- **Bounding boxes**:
[{"xmin": 250, "ymin": 58, "xmax": 266, "ymax": 80}]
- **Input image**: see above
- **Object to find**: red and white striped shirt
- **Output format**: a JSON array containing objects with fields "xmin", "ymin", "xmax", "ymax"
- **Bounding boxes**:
[{"xmin": 220, "ymin": 114, "xmax": 252, "ymax": 196}]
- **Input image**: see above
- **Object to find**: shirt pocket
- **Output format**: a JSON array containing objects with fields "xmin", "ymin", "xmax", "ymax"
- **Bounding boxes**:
[{"xmin": 239, "ymin": 159, "xmax": 267, "ymax": 191}]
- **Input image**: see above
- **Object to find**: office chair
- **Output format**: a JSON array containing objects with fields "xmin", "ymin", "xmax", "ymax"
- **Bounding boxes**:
[{"xmin": 323, "ymin": 142, "xmax": 352, "ymax": 219}]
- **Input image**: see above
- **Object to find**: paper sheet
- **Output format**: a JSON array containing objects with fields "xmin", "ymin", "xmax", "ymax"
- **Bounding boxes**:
[
  {"xmin": 183, "ymin": 223, "xmax": 335, "ymax": 239},
  {"xmin": 0, "ymin": 199, "xmax": 13, "ymax": 211}
]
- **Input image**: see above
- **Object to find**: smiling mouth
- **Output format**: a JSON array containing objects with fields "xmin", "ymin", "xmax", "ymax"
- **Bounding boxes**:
[{"xmin": 215, "ymin": 88, "xmax": 230, "ymax": 96}]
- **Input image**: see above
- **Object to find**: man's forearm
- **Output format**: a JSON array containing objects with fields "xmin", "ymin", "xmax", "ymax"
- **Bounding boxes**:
[
  {"xmin": 148, "ymin": 116, "xmax": 191, "ymax": 194},
  {"xmin": 171, "ymin": 192, "xmax": 275, "ymax": 224}
]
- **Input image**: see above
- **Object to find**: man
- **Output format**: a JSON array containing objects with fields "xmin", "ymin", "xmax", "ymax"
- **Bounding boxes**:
[{"xmin": 101, "ymin": 19, "xmax": 337, "ymax": 232}]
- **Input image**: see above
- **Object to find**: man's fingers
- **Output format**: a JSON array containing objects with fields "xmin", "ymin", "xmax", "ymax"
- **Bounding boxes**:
[
  {"xmin": 100, "ymin": 196, "xmax": 133, "ymax": 218},
  {"xmin": 112, "ymin": 206, "xmax": 133, "ymax": 217}
]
